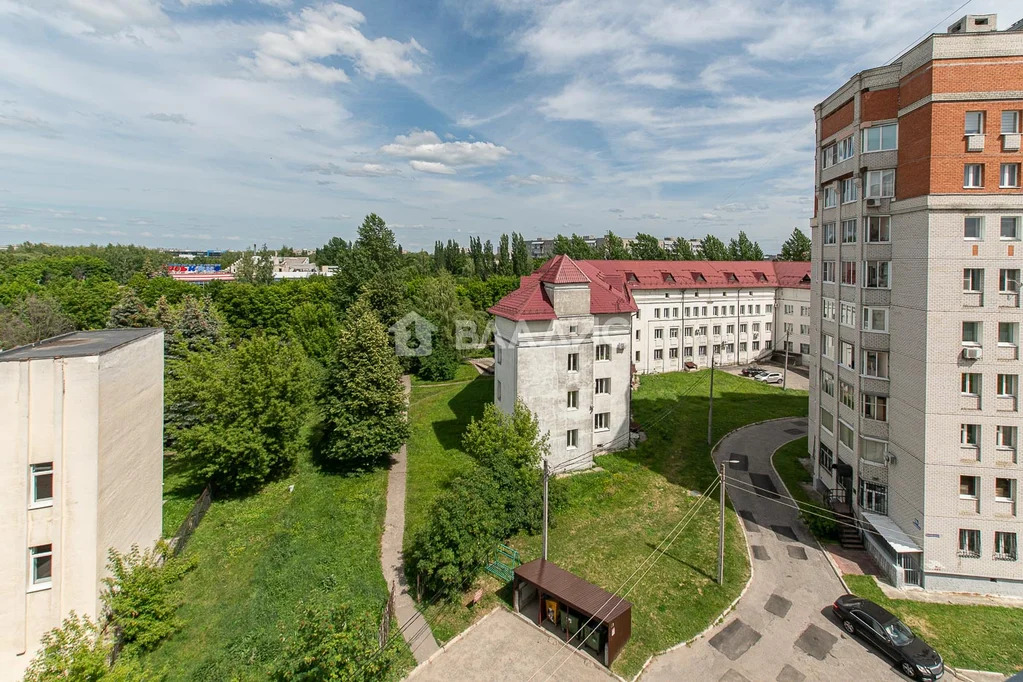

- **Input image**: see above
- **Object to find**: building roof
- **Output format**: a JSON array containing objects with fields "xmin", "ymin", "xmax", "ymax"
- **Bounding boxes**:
[
  {"xmin": 489, "ymin": 257, "xmax": 637, "ymax": 321},
  {"xmin": 515, "ymin": 559, "xmax": 632, "ymax": 621},
  {"xmin": 489, "ymin": 256, "xmax": 810, "ymax": 321},
  {"xmin": 0, "ymin": 328, "xmax": 163, "ymax": 362}
]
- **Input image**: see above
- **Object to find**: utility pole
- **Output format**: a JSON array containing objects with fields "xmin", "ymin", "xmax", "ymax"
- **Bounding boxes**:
[
  {"xmin": 707, "ymin": 354, "xmax": 715, "ymax": 445},
  {"xmin": 782, "ymin": 331, "xmax": 790, "ymax": 391},
  {"xmin": 718, "ymin": 461, "xmax": 726, "ymax": 585},
  {"xmin": 542, "ymin": 459, "xmax": 549, "ymax": 561}
]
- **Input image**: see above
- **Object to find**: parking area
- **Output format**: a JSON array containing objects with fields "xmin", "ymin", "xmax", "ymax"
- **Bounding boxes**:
[
  {"xmin": 720, "ymin": 362, "xmax": 810, "ymax": 392},
  {"xmin": 408, "ymin": 607, "xmax": 617, "ymax": 681}
]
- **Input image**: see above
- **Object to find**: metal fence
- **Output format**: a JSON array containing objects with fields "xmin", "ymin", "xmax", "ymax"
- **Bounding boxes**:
[
  {"xmin": 170, "ymin": 484, "xmax": 212, "ymax": 556},
  {"xmin": 378, "ymin": 582, "xmax": 396, "ymax": 648}
]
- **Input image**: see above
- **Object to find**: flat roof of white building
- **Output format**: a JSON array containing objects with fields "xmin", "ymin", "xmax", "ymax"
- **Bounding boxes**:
[{"xmin": 0, "ymin": 328, "xmax": 162, "ymax": 362}]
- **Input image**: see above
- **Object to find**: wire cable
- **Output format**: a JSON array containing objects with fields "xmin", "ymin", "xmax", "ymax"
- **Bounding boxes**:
[{"xmin": 883, "ymin": 0, "xmax": 975, "ymax": 65}]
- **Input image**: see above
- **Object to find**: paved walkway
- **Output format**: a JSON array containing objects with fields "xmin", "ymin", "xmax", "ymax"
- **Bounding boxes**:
[
  {"xmin": 642, "ymin": 418, "xmax": 902, "ymax": 682},
  {"xmin": 382, "ymin": 376, "xmax": 440, "ymax": 663},
  {"xmin": 408, "ymin": 608, "xmax": 617, "ymax": 681}
]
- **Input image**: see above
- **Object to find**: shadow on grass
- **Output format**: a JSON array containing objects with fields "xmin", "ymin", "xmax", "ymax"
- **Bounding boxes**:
[
  {"xmin": 644, "ymin": 542, "xmax": 716, "ymax": 582},
  {"xmin": 429, "ymin": 376, "xmax": 492, "ymax": 451}
]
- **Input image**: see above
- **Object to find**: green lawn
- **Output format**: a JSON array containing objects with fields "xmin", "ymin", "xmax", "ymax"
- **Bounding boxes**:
[
  {"xmin": 772, "ymin": 437, "xmax": 813, "ymax": 506},
  {"xmin": 845, "ymin": 574, "xmax": 1023, "ymax": 674},
  {"xmin": 161, "ymin": 453, "xmax": 206, "ymax": 537},
  {"xmin": 143, "ymin": 457, "xmax": 414, "ymax": 680},
  {"xmin": 405, "ymin": 369, "xmax": 808, "ymax": 678}
]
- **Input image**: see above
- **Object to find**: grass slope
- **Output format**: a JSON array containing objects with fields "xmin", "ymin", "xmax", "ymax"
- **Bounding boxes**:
[
  {"xmin": 845, "ymin": 574, "xmax": 1023, "ymax": 674},
  {"xmin": 144, "ymin": 457, "xmax": 413, "ymax": 680},
  {"xmin": 405, "ymin": 369, "xmax": 808, "ymax": 678}
]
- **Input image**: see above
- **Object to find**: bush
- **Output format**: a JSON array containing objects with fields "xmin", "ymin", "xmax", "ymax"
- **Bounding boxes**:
[
  {"xmin": 800, "ymin": 506, "xmax": 839, "ymax": 541},
  {"xmin": 23, "ymin": 612, "xmax": 108, "ymax": 682},
  {"xmin": 415, "ymin": 340, "xmax": 460, "ymax": 382}
]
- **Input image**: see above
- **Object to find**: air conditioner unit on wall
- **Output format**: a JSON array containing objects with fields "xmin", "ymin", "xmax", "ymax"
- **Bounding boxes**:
[
  {"xmin": 962, "ymin": 346, "xmax": 982, "ymax": 360},
  {"xmin": 866, "ymin": 198, "xmax": 881, "ymax": 208}
]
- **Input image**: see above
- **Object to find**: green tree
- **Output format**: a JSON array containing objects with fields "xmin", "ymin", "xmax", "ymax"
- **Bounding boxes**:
[
  {"xmin": 602, "ymin": 231, "xmax": 630, "ymax": 260},
  {"xmin": 172, "ymin": 294, "xmax": 224, "ymax": 351},
  {"xmin": 315, "ymin": 236, "xmax": 350, "ymax": 267},
  {"xmin": 0, "ymin": 294, "xmax": 73, "ymax": 350},
  {"xmin": 727, "ymin": 231, "xmax": 765, "ymax": 261},
  {"xmin": 511, "ymin": 232, "xmax": 531, "ymax": 275},
  {"xmin": 333, "ymin": 214, "xmax": 401, "ymax": 309},
  {"xmin": 108, "ymin": 289, "xmax": 157, "ymax": 328},
  {"xmin": 23, "ymin": 612, "xmax": 108, "ymax": 682},
  {"xmin": 699, "ymin": 234, "xmax": 729, "ymax": 261},
  {"xmin": 321, "ymin": 301, "xmax": 409, "ymax": 471},
  {"xmin": 288, "ymin": 301, "xmax": 341, "ymax": 366},
  {"xmin": 274, "ymin": 603, "xmax": 397, "ymax": 681},
  {"xmin": 670, "ymin": 238, "xmax": 697, "ymax": 260},
  {"xmin": 497, "ymin": 234, "xmax": 512, "ymax": 275},
  {"xmin": 168, "ymin": 336, "xmax": 315, "ymax": 492},
  {"xmin": 779, "ymin": 227, "xmax": 812, "ymax": 261},
  {"xmin": 629, "ymin": 233, "xmax": 667, "ymax": 260}
]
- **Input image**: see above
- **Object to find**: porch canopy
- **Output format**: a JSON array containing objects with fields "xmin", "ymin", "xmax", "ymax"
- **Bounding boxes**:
[{"xmin": 862, "ymin": 511, "xmax": 921, "ymax": 553}]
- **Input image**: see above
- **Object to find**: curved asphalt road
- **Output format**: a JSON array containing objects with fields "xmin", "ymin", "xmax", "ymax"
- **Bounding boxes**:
[{"xmin": 641, "ymin": 418, "xmax": 903, "ymax": 682}]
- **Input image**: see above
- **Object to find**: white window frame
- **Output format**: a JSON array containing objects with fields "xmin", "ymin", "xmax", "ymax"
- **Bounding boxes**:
[
  {"xmin": 30, "ymin": 463, "xmax": 54, "ymax": 509},
  {"xmin": 837, "ymin": 135, "xmax": 854, "ymax": 162},
  {"xmin": 1002, "ymin": 216, "xmax": 1021, "ymax": 241},
  {"xmin": 840, "ymin": 302, "xmax": 856, "ymax": 328},
  {"xmin": 841, "ymin": 218, "xmax": 857, "ymax": 243},
  {"xmin": 841, "ymin": 178, "xmax": 858, "ymax": 204},
  {"xmin": 996, "ymin": 425, "xmax": 1017, "ymax": 449},
  {"xmin": 1003, "ymin": 110, "xmax": 1021, "ymax": 135},
  {"xmin": 594, "ymin": 412, "xmax": 610, "ymax": 432},
  {"xmin": 964, "ymin": 163, "xmax": 984, "ymax": 189},
  {"xmin": 864, "ymin": 216, "xmax": 890, "ymax": 243},
  {"xmin": 839, "ymin": 340, "xmax": 856, "ymax": 369},
  {"xmin": 861, "ymin": 306, "xmax": 888, "ymax": 333},
  {"xmin": 862, "ymin": 394, "xmax": 887, "ymax": 422},
  {"xmin": 1000, "ymin": 269, "xmax": 1021, "ymax": 293},
  {"xmin": 1000, "ymin": 163, "xmax": 1020, "ymax": 189},
  {"xmin": 863, "ymin": 260, "xmax": 890, "ymax": 289},
  {"xmin": 595, "ymin": 344, "xmax": 610, "ymax": 361},
  {"xmin": 958, "ymin": 528, "xmax": 981, "ymax": 558},
  {"xmin": 962, "ymin": 321, "xmax": 982, "ymax": 346},
  {"xmin": 865, "ymin": 169, "xmax": 895, "ymax": 198},
  {"xmin": 861, "ymin": 350, "xmax": 889, "ymax": 379},
  {"xmin": 994, "ymin": 531, "xmax": 1017, "ymax": 561},
  {"xmin": 861, "ymin": 123, "xmax": 897, "ymax": 153},
  {"xmin": 994, "ymin": 478, "xmax": 1015, "ymax": 503},
  {"xmin": 997, "ymin": 373, "xmax": 1019, "ymax": 398},
  {"xmin": 960, "ymin": 475, "xmax": 979, "ymax": 499},
  {"xmin": 961, "ymin": 372, "xmax": 981, "ymax": 396},
  {"xmin": 29, "ymin": 545, "xmax": 52, "ymax": 590},
  {"xmin": 998, "ymin": 322, "xmax": 1019, "ymax": 347},
  {"xmin": 823, "ymin": 186, "xmax": 837, "ymax": 208},
  {"xmin": 821, "ymin": 370, "xmax": 835, "ymax": 397},
  {"xmin": 963, "ymin": 268, "xmax": 984, "ymax": 293},
  {"xmin": 567, "ymin": 353, "xmax": 579, "ymax": 372},
  {"xmin": 822, "ymin": 298, "xmax": 836, "ymax": 321},
  {"xmin": 566, "ymin": 429, "xmax": 578, "ymax": 449},
  {"xmin": 822, "ymin": 261, "xmax": 836, "ymax": 283},
  {"xmin": 595, "ymin": 377, "xmax": 610, "ymax": 394},
  {"xmin": 964, "ymin": 216, "xmax": 984, "ymax": 240},
  {"xmin": 567, "ymin": 390, "xmax": 578, "ymax": 410},
  {"xmin": 822, "ymin": 333, "xmax": 835, "ymax": 359},
  {"xmin": 965, "ymin": 111, "xmax": 985, "ymax": 135},
  {"xmin": 961, "ymin": 422, "xmax": 980, "ymax": 446},
  {"xmin": 838, "ymin": 420, "xmax": 855, "ymax": 450}
]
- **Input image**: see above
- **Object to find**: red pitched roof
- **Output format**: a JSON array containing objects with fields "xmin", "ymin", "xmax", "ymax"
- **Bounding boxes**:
[
  {"xmin": 771, "ymin": 261, "xmax": 813, "ymax": 289},
  {"xmin": 489, "ymin": 257, "xmax": 636, "ymax": 321},
  {"xmin": 536, "ymin": 254, "xmax": 591, "ymax": 284}
]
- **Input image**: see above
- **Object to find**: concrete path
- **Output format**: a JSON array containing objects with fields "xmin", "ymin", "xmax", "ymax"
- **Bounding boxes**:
[
  {"xmin": 408, "ymin": 608, "xmax": 617, "ymax": 681},
  {"xmin": 641, "ymin": 418, "xmax": 902, "ymax": 682},
  {"xmin": 381, "ymin": 376, "xmax": 440, "ymax": 664}
]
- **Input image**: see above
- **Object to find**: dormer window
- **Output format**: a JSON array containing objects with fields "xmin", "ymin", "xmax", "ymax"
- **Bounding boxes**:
[
  {"xmin": 662, "ymin": 272, "xmax": 675, "ymax": 283},
  {"xmin": 753, "ymin": 271, "xmax": 768, "ymax": 282},
  {"xmin": 801, "ymin": 274, "xmax": 811, "ymax": 284},
  {"xmin": 691, "ymin": 272, "xmax": 707, "ymax": 283},
  {"xmin": 724, "ymin": 272, "xmax": 738, "ymax": 283},
  {"xmin": 626, "ymin": 272, "xmax": 638, "ymax": 282}
]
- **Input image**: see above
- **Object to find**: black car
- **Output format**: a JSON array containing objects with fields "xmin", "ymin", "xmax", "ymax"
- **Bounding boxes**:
[
  {"xmin": 832, "ymin": 594, "xmax": 944, "ymax": 680},
  {"xmin": 741, "ymin": 366, "xmax": 764, "ymax": 376}
]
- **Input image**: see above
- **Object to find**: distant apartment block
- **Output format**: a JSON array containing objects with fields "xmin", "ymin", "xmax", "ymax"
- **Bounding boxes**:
[
  {"xmin": 0, "ymin": 330, "xmax": 165, "ymax": 678},
  {"xmin": 809, "ymin": 14, "xmax": 1023, "ymax": 595}
]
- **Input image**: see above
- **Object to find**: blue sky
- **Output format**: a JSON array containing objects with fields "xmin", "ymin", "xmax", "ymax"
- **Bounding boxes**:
[{"xmin": 1, "ymin": 0, "xmax": 1020, "ymax": 252}]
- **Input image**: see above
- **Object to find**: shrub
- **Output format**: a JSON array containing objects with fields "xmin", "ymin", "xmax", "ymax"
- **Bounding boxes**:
[
  {"xmin": 800, "ymin": 506, "xmax": 839, "ymax": 541},
  {"xmin": 415, "ymin": 340, "xmax": 460, "ymax": 382},
  {"xmin": 23, "ymin": 612, "xmax": 108, "ymax": 682}
]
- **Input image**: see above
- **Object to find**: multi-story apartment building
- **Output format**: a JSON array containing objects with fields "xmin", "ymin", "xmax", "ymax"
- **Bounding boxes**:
[
  {"xmin": 0, "ymin": 329, "xmax": 165, "ymax": 678},
  {"xmin": 491, "ymin": 256, "xmax": 810, "ymax": 468},
  {"xmin": 809, "ymin": 14, "xmax": 1023, "ymax": 596}
]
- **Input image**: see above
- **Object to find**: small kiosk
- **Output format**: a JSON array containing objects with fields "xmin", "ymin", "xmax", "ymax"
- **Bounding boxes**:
[{"xmin": 512, "ymin": 559, "xmax": 632, "ymax": 667}]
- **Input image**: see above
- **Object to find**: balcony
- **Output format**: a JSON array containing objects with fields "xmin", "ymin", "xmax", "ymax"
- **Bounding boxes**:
[
  {"xmin": 958, "ymin": 496, "xmax": 980, "ymax": 515},
  {"xmin": 962, "ymin": 291, "xmax": 984, "ymax": 308},
  {"xmin": 1004, "ymin": 133, "xmax": 1022, "ymax": 152},
  {"xmin": 967, "ymin": 134, "xmax": 985, "ymax": 152}
]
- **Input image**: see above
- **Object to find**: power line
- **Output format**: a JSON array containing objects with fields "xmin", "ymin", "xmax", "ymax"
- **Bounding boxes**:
[{"xmin": 884, "ymin": 0, "xmax": 975, "ymax": 65}]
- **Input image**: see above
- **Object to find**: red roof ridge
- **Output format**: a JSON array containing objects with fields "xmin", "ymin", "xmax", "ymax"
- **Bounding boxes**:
[{"xmin": 537, "ymin": 254, "xmax": 591, "ymax": 284}]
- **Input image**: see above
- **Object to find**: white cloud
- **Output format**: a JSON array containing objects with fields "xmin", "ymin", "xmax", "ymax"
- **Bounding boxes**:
[
  {"xmin": 24, "ymin": 0, "xmax": 168, "ymax": 34},
  {"xmin": 381, "ymin": 130, "xmax": 511, "ymax": 168},
  {"xmin": 505, "ymin": 173, "xmax": 574, "ymax": 186},
  {"xmin": 145, "ymin": 112, "xmax": 194, "ymax": 126},
  {"xmin": 246, "ymin": 3, "xmax": 426, "ymax": 83},
  {"xmin": 303, "ymin": 162, "xmax": 402, "ymax": 177},
  {"xmin": 409, "ymin": 160, "xmax": 455, "ymax": 175}
]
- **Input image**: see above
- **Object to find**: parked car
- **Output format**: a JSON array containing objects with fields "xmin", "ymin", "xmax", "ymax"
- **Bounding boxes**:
[
  {"xmin": 754, "ymin": 372, "xmax": 783, "ymax": 384},
  {"xmin": 832, "ymin": 594, "xmax": 944, "ymax": 680},
  {"xmin": 741, "ymin": 366, "xmax": 764, "ymax": 377}
]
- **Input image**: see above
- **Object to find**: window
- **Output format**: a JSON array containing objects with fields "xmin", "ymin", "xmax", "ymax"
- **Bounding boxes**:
[
  {"xmin": 669, "ymin": 327, "xmax": 679, "ymax": 339},
  {"xmin": 863, "ymin": 395, "xmax": 887, "ymax": 422},
  {"xmin": 999, "ymin": 322, "xmax": 1018, "ymax": 346},
  {"xmin": 654, "ymin": 327, "xmax": 663, "ymax": 339},
  {"xmin": 713, "ymin": 325, "xmax": 721, "ymax": 335},
  {"xmin": 840, "ymin": 380, "xmax": 855, "ymax": 409},
  {"xmin": 862, "ymin": 123, "xmax": 897, "ymax": 152},
  {"xmin": 800, "ymin": 343, "xmax": 810, "ymax": 354},
  {"xmin": 962, "ymin": 321, "xmax": 982, "ymax": 344},
  {"xmin": 784, "ymin": 304, "xmax": 794, "ymax": 315},
  {"xmin": 636, "ymin": 329, "xmax": 641, "ymax": 341},
  {"xmin": 726, "ymin": 324, "xmax": 734, "ymax": 334},
  {"xmin": 594, "ymin": 412, "xmax": 610, "ymax": 431},
  {"xmin": 862, "ymin": 307, "xmax": 888, "ymax": 332},
  {"xmin": 496, "ymin": 346, "xmax": 503, "ymax": 364},
  {"xmin": 822, "ymin": 333, "xmax": 834, "ymax": 359},
  {"xmin": 822, "ymin": 261, "xmax": 836, "ymax": 283},
  {"xmin": 865, "ymin": 169, "xmax": 895, "ymax": 198},
  {"xmin": 841, "ymin": 178, "xmax": 857, "ymax": 203},
  {"xmin": 964, "ymin": 164, "xmax": 984, "ymax": 188},
  {"xmin": 30, "ymin": 545, "xmax": 52, "ymax": 587},
  {"xmin": 1002, "ymin": 217, "xmax": 1020, "ymax": 240},
  {"xmin": 961, "ymin": 423, "xmax": 980, "ymax": 446},
  {"xmin": 764, "ymin": 322, "xmax": 770, "ymax": 331},
  {"xmin": 822, "ymin": 144, "xmax": 838, "ymax": 169},
  {"xmin": 569, "ymin": 324, "xmax": 578, "ymax": 335},
  {"xmin": 995, "ymin": 478, "xmax": 1015, "ymax": 502},
  {"xmin": 820, "ymin": 407, "xmax": 834, "ymax": 434},
  {"xmin": 962, "ymin": 373, "xmax": 981, "ymax": 396},
  {"xmin": 839, "ymin": 420, "xmax": 854, "ymax": 450},
  {"xmin": 823, "ymin": 186, "xmax": 837, "ymax": 208},
  {"xmin": 684, "ymin": 326, "xmax": 693, "ymax": 337},
  {"xmin": 635, "ymin": 350, "xmax": 641, "ymax": 362},
  {"xmin": 713, "ymin": 306, "xmax": 719, "ymax": 316},
  {"xmin": 997, "ymin": 374, "xmax": 1018, "ymax": 397},
  {"xmin": 958, "ymin": 529, "xmax": 981, "ymax": 558},
  {"xmin": 698, "ymin": 345, "xmax": 707, "ymax": 356},
  {"xmin": 960, "ymin": 475, "xmax": 980, "ymax": 498},
  {"xmin": 863, "ymin": 260, "xmax": 890, "ymax": 288},
  {"xmin": 864, "ymin": 216, "xmax": 890, "ymax": 243},
  {"xmin": 688, "ymin": 307, "xmax": 696, "ymax": 317},
  {"xmin": 839, "ymin": 218, "xmax": 856, "ymax": 243},
  {"xmin": 752, "ymin": 322, "xmax": 760, "ymax": 333},
  {"xmin": 653, "ymin": 349, "xmax": 663, "ymax": 360},
  {"xmin": 672, "ymin": 307, "xmax": 679, "ymax": 318},
  {"xmin": 1000, "ymin": 269, "xmax": 1021, "ymax": 293},
  {"xmin": 567, "ymin": 390, "xmax": 578, "ymax": 409},
  {"xmin": 663, "ymin": 307, "xmax": 670, "ymax": 318},
  {"xmin": 821, "ymin": 370, "xmax": 835, "ymax": 397},
  {"xmin": 819, "ymin": 442, "xmax": 834, "ymax": 470},
  {"xmin": 840, "ymin": 302, "xmax": 856, "ymax": 327},
  {"xmin": 800, "ymin": 306, "xmax": 810, "ymax": 317},
  {"xmin": 963, "ymin": 268, "xmax": 984, "ymax": 292},
  {"xmin": 839, "ymin": 340, "xmax": 855, "ymax": 369},
  {"xmin": 965, "ymin": 216, "xmax": 984, "ymax": 240},
  {"xmin": 841, "ymin": 261, "xmax": 857, "ymax": 285},
  {"xmin": 1001, "ymin": 164, "xmax": 1021, "ymax": 188},
  {"xmin": 698, "ymin": 326, "xmax": 708, "ymax": 336},
  {"xmin": 822, "ymin": 298, "xmax": 836, "ymax": 321},
  {"xmin": 566, "ymin": 429, "xmax": 578, "ymax": 449},
  {"xmin": 994, "ymin": 532, "xmax": 1017, "ymax": 561},
  {"xmin": 669, "ymin": 347, "xmax": 678, "ymax": 359},
  {"xmin": 654, "ymin": 308, "xmax": 661, "ymax": 319},
  {"xmin": 684, "ymin": 346, "xmax": 693, "ymax": 357},
  {"xmin": 595, "ymin": 378, "xmax": 610, "ymax": 394},
  {"xmin": 1003, "ymin": 111, "xmax": 1021, "ymax": 134},
  {"xmin": 859, "ymin": 481, "xmax": 888, "ymax": 514},
  {"xmin": 837, "ymin": 135, "xmax": 854, "ymax": 162},
  {"xmin": 496, "ymin": 380, "xmax": 502, "ymax": 401},
  {"xmin": 752, "ymin": 340, "xmax": 760, "ymax": 350},
  {"xmin": 31, "ymin": 463, "xmax": 53, "ymax": 507},
  {"xmin": 800, "ymin": 325, "xmax": 810, "ymax": 336},
  {"xmin": 965, "ymin": 111, "xmax": 984, "ymax": 135},
  {"xmin": 862, "ymin": 350, "xmax": 888, "ymax": 379},
  {"xmin": 997, "ymin": 425, "xmax": 1017, "ymax": 448}
]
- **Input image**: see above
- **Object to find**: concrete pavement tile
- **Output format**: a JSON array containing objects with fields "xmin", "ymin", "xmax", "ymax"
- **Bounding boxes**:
[
  {"xmin": 771, "ymin": 525, "xmax": 798, "ymax": 541},
  {"xmin": 786, "ymin": 546, "xmax": 808, "ymax": 560},
  {"xmin": 751, "ymin": 545, "xmax": 770, "ymax": 560},
  {"xmin": 776, "ymin": 664, "xmax": 806, "ymax": 682},
  {"xmin": 719, "ymin": 670, "xmax": 752, "ymax": 682},
  {"xmin": 764, "ymin": 594, "xmax": 792, "ymax": 618},
  {"xmin": 709, "ymin": 619, "xmax": 762, "ymax": 661},
  {"xmin": 793, "ymin": 624, "xmax": 837, "ymax": 661}
]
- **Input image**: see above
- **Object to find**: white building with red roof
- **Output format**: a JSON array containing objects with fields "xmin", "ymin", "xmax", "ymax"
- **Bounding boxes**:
[{"xmin": 490, "ymin": 255, "xmax": 811, "ymax": 468}]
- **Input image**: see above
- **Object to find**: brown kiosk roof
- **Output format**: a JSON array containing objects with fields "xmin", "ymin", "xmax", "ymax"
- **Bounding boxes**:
[{"xmin": 514, "ymin": 559, "xmax": 631, "ymax": 621}]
